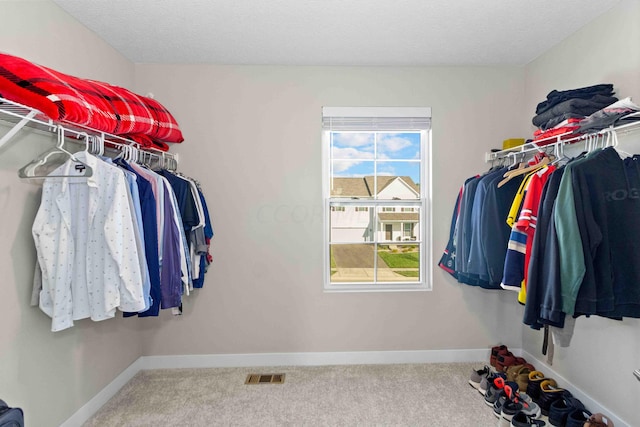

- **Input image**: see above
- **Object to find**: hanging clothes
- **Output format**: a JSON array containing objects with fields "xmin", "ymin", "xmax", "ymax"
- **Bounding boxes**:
[{"xmin": 31, "ymin": 149, "xmax": 214, "ymax": 331}]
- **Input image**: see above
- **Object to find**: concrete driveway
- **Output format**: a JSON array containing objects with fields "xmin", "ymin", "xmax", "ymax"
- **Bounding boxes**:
[{"xmin": 330, "ymin": 245, "xmax": 418, "ymax": 282}]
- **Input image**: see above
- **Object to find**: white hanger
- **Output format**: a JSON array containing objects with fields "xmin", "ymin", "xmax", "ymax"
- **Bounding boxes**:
[{"xmin": 18, "ymin": 126, "xmax": 93, "ymax": 179}]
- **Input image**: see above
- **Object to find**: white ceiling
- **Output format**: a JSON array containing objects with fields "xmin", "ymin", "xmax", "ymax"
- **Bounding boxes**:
[{"xmin": 52, "ymin": 0, "xmax": 620, "ymax": 66}]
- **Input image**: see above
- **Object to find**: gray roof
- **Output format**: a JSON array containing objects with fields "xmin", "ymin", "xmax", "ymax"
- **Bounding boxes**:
[{"xmin": 331, "ymin": 176, "xmax": 419, "ymax": 197}]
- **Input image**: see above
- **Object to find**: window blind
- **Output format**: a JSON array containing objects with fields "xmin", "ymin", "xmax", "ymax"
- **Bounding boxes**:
[{"xmin": 322, "ymin": 107, "xmax": 431, "ymax": 131}]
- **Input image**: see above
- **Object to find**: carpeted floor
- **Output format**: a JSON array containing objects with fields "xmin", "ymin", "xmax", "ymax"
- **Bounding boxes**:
[{"xmin": 83, "ymin": 362, "xmax": 505, "ymax": 426}]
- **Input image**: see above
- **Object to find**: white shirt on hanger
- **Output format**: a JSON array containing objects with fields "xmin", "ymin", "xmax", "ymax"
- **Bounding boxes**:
[{"xmin": 33, "ymin": 151, "xmax": 145, "ymax": 331}]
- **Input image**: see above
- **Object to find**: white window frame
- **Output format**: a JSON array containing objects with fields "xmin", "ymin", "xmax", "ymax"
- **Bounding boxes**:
[{"xmin": 322, "ymin": 106, "xmax": 432, "ymax": 292}]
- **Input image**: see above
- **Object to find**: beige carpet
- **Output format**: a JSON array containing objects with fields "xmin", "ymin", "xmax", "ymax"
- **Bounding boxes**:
[{"xmin": 83, "ymin": 362, "xmax": 503, "ymax": 426}]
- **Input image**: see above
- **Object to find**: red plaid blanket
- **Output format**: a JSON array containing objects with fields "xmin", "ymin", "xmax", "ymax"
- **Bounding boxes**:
[{"xmin": 0, "ymin": 52, "xmax": 183, "ymax": 150}]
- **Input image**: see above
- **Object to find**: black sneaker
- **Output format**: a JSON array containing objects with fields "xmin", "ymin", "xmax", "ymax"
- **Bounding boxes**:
[
  {"xmin": 511, "ymin": 412, "xmax": 547, "ymax": 427},
  {"xmin": 549, "ymin": 396, "xmax": 585, "ymax": 426},
  {"xmin": 538, "ymin": 379, "xmax": 569, "ymax": 416},
  {"xmin": 493, "ymin": 382, "xmax": 519, "ymax": 418},
  {"xmin": 526, "ymin": 371, "xmax": 547, "ymax": 403},
  {"xmin": 566, "ymin": 409, "xmax": 592, "ymax": 427}
]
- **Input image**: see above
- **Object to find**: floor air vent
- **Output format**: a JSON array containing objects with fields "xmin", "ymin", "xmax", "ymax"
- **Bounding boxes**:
[{"xmin": 245, "ymin": 373, "xmax": 285, "ymax": 384}]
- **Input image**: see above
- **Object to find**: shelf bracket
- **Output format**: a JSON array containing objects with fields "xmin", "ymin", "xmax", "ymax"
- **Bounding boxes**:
[{"xmin": 0, "ymin": 109, "xmax": 38, "ymax": 150}]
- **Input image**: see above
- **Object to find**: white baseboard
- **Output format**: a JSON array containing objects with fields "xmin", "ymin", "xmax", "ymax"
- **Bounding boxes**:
[
  {"xmin": 59, "ymin": 357, "xmax": 144, "ymax": 427},
  {"xmin": 141, "ymin": 348, "xmax": 492, "ymax": 369},
  {"xmin": 522, "ymin": 351, "xmax": 628, "ymax": 427},
  {"xmin": 59, "ymin": 348, "xmax": 494, "ymax": 426}
]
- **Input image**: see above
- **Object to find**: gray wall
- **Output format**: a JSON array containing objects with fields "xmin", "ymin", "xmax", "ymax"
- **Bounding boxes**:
[
  {"xmin": 522, "ymin": 1, "xmax": 640, "ymax": 425},
  {"xmin": 133, "ymin": 63, "xmax": 526, "ymax": 356},
  {"xmin": 0, "ymin": 2, "xmax": 142, "ymax": 426}
]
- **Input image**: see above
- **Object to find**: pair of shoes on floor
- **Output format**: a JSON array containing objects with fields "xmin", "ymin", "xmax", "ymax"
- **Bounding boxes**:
[
  {"xmin": 493, "ymin": 382, "xmax": 523, "ymax": 418},
  {"xmin": 538, "ymin": 379, "xmax": 571, "ymax": 416},
  {"xmin": 497, "ymin": 384, "xmax": 542, "ymax": 426},
  {"xmin": 548, "ymin": 395, "xmax": 585, "ymax": 426},
  {"xmin": 485, "ymin": 376, "xmax": 512, "ymax": 407},
  {"xmin": 526, "ymin": 371, "xmax": 548, "ymax": 403},
  {"xmin": 505, "ymin": 363, "xmax": 536, "ymax": 392},
  {"xmin": 469, "ymin": 365, "xmax": 491, "ymax": 390}
]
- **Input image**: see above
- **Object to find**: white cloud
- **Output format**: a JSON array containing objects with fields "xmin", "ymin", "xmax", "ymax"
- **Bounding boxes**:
[
  {"xmin": 333, "ymin": 133, "xmax": 373, "ymax": 148},
  {"xmin": 333, "ymin": 160, "xmax": 362, "ymax": 173},
  {"xmin": 378, "ymin": 136, "xmax": 412, "ymax": 154},
  {"xmin": 332, "ymin": 147, "xmax": 374, "ymax": 160}
]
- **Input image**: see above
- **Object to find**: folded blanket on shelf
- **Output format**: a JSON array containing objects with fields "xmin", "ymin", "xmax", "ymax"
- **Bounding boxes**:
[
  {"xmin": 535, "ymin": 83, "xmax": 615, "ymax": 115},
  {"xmin": 0, "ymin": 52, "xmax": 183, "ymax": 150},
  {"xmin": 532, "ymin": 95, "xmax": 618, "ymax": 128}
]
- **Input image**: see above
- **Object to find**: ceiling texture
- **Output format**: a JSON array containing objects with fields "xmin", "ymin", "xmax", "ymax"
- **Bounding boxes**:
[{"xmin": 52, "ymin": 0, "xmax": 620, "ymax": 66}]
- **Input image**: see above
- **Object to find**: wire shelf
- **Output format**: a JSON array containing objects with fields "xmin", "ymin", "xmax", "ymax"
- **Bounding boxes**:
[{"xmin": 0, "ymin": 96, "xmax": 178, "ymax": 168}]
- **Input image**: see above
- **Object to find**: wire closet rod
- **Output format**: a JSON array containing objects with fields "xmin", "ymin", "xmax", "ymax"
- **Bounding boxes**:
[
  {"xmin": 0, "ymin": 96, "xmax": 179, "ymax": 169},
  {"xmin": 485, "ymin": 116, "xmax": 640, "ymax": 163}
]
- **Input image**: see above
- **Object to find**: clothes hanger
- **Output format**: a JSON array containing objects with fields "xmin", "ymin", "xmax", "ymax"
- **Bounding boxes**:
[
  {"xmin": 611, "ymin": 129, "xmax": 633, "ymax": 158},
  {"xmin": 18, "ymin": 126, "xmax": 93, "ymax": 179},
  {"xmin": 497, "ymin": 154, "xmax": 550, "ymax": 188}
]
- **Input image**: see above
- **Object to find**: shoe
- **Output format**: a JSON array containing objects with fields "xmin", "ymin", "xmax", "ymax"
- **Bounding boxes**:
[
  {"xmin": 500, "ymin": 384, "xmax": 542, "ymax": 422},
  {"xmin": 493, "ymin": 382, "xmax": 519, "ymax": 417},
  {"xmin": 526, "ymin": 371, "xmax": 547, "ymax": 403},
  {"xmin": 496, "ymin": 353, "xmax": 517, "ymax": 372},
  {"xmin": 491, "ymin": 345, "xmax": 509, "ymax": 367},
  {"xmin": 538, "ymin": 379, "xmax": 569, "ymax": 416},
  {"xmin": 494, "ymin": 393, "xmax": 508, "ymax": 418},
  {"xmin": 469, "ymin": 365, "xmax": 491, "ymax": 390},
  {"xmin": 501, "ymin": 395, "xmax": 542, "ymax": 421},
  {"xmin": 511, "ymin": 412, "xmax": 547, "ymax": 427},
  {"xmin": 548, "ymin": 396, "xmax": 585, "ymax": 426},
  {"xmin": 565, "ymin": 409, "xmax": 592, "ymax": 427},
  {"xmin": 480, "ymin": 371, "xmax": 507, "ymax": 396},
  {"xmin": 505, "ymin": 364, "xmax": 535, "ymax": 391},
  {"xmin": 584, "ymin": 413, "xmax": 614, "ymax": 427},
  {"xmin": 486, "ymin": 387, "xmax": 504, "ymax": 408}
]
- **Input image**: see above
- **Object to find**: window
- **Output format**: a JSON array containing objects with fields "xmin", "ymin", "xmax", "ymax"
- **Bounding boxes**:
[{"xmin": 322, "ymin": 107, "xmax": 431, "ymax": 291}]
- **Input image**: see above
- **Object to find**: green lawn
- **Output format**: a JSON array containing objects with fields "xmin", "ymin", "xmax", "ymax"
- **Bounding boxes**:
[
  {"xmin": 378, "ymin": 251, "xmax": 419, "ymax": 268},
  {"xmin": 396, "ymin": 270, "xmax": 420, "ymax": 277}
]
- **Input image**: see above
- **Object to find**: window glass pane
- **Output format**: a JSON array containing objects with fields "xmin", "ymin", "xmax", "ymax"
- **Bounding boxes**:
[
  {"xmin": 330, "ymin": 204, "xmax": 375, "ymax": 243},
  {"xmin": 377, "ymin": 244, "xmax": 420, "ymax": 282},
  {"xmin": 375, "ymin": 161, "xmax": 420, "ymax": 200},
  {"xmin": 376, "ymin": 132, "xmax": 421, "ymax": 160},
  {"xmin": 331, "ymin": 132, "xmax": 374, "ymax": 159},
  {"xmin": 331, "ymin": 160, "xmax": 374, "ymax": 198},
  {"xmin": 377, "ymin": 206, "xmax": 420, "ymax": 242},
  {"xmin": 330, "ymin": 244, "xmax": 375, "ymax": 283}
]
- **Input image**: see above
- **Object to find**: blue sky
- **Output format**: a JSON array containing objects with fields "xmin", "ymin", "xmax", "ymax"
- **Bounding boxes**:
[{"xmin": 331, "ymin": 132, "xmax": 421, "ymax": 183}]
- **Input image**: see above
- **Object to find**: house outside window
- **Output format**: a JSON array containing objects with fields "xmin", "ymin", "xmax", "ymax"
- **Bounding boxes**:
[{"xmin": 322, "ymin": 107, "xmax": 431, "ymax": 291}]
